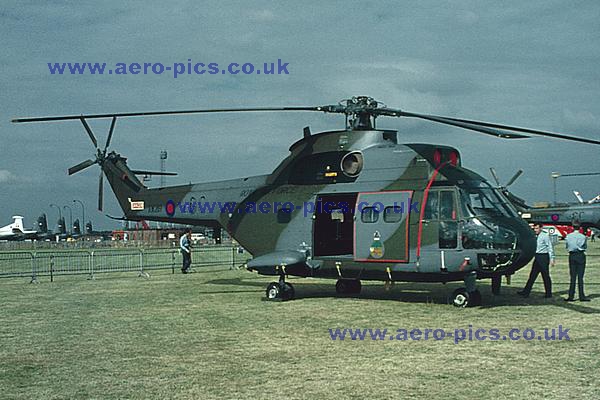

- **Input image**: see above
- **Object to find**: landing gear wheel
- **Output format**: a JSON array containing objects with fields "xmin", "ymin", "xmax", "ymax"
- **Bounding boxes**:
[
  {"xmin": 265, "ymin": 281, "xmax": 294, "ymax": 301},
  {"xmin": 491, "ymin": 276, "xmax": 501, "ymax": 295},
  {"xmin": 266, "ymin": 282, "xmax": 281, "ymax": 300},
  {"xmin": 336, "ymin": 279, "xmax": 361, "ymax": 295},
  {"xmin": 469, "ymin": 289, "xmax": 482, "ymax": 306},
  {"xmin": 451, "ymin": 288, "xmax": 470, "ymax": 308}
]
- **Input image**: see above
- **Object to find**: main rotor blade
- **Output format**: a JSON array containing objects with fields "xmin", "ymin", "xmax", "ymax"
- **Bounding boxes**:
[
  {"xmin": 104, "ymin": 116, "xmax": 117, "ymax": 150},
  {"xmin": 489, "ymin": 167, "xmax": 501, "ymax": 186},
  {"xmin": 68, "ymin": 159, "xmax": 96, "ymax": 175},
  {"xmin": 506, "ymin": 169, "xmax": 523, "ymax": 187},
  {"xmin": 80, "ymin": 117, "xmax": 98, "ymax": 148},
  {"xmin": 12, "ymin": 106, "xmax": 324, "ymax": 123},
  {"xmin": 437, "ymin": 116, "xmax": 600, "ymax": 145},
  {"xmin": 378, "ymin": 108, "xmax": 529, "ymax": 139},
  {"xmin": 560, "ymin": 171, "xmax": 600, "ymax": 177},
  {"xmin": 98, "ymin": 171, "xmax": 104, "ymax": 211}
]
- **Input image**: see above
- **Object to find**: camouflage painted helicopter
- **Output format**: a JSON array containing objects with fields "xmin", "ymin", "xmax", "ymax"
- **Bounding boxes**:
[
  {"xmin": 13, "ymin": 96, "xmax": 600, "ymax": 306},
  {"xmin": 489, "ymin": 168, "xmax": 600, "ymax": 229}
]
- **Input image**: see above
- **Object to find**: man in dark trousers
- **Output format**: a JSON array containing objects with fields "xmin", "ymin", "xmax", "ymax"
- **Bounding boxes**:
[
  {"xmin": 518, "ymin": 223, "xmax": 554, "ymax": 298},
  {"xmin": 180, "ymin": 228, "xmax": 192, "ymax": 274},
  {"xmin": 565, "ymin": 221, "xmax": 589, "ymax": 302}
]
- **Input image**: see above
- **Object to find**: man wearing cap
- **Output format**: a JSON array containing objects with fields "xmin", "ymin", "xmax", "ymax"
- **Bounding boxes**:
[
  {"xmin": 565, "ymin": 221, "xmax": 590, "ymax": 302},
  {"xmin": 518, "ymin": 223, "xmax": 554, "ymax": 298}
]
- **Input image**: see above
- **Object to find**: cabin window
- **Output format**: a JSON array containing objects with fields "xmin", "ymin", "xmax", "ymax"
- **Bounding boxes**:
[
  {"xmin": 330, "ymin": 209, "xmax": 345, "ymax": 222},
  {"xmin": 361, "ymin": 207, "xmax": 379, "ymax": 223},
  {"xmin": 383, "ymin": 206, "xmax": 403, "ymax": 223}
]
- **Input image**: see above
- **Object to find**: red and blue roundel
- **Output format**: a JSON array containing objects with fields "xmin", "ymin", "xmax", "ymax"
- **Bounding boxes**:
[
  {"xmin": 551, "ymin": 214, "xmax": 559, "ymax": 222},
  {"xmin": 166, "ymin": 200, "xmax": 175, "ymax": 217}
]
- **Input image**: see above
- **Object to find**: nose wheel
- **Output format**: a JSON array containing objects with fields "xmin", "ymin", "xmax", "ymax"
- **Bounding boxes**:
[
  {"xmin": 266, "ymin": 276, "xmax": 295, "ymax": 301},
  {"xmin": 450, "ymin": 271, "xmax": 482, "ymax": 307},
  {"xmin": 450, "ymin": 288, "xmax": 482, "ymax": 307}
]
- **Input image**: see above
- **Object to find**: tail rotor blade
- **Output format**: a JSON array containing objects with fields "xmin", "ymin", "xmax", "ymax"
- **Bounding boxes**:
[
  {"xmin": 104, "ymin": 116, "xmax": 117, "ymax": 151},
  {"xmin": 489, "ymin": 167, "xmax": 501, "ymax": 186},
  {"xmin": 80, "ymin": 117, "xmax": 98, "ymax": 148},
  {"xmin": 506, "ymin": 169, "xmax": 523, "ymax": 187},
  {"xmin": 98, "ymin": 170, "xmax": 104, "ymax": 211},
  {"xmin": 68, "ymin": 159, "xmax": 96, "ymax": 175}
]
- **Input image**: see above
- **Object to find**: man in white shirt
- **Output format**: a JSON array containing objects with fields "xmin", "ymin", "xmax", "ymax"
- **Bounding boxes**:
[
  {"xmin": 518, "ymin": 223, "xmax": 554, "ymax": 298},
  {"xmin": 564, "ymin": 221, "xmax": 589, "ymax": 302}
]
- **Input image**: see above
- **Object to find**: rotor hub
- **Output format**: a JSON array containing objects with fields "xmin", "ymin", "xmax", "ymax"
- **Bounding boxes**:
[{"xmin": 342, "ymin": 96, "xmax": 382, "ymax": 130}]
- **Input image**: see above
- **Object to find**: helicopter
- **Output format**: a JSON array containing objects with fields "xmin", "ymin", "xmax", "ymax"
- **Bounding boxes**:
[
  {"xmin": 489, "ymin": 168, "xmax": 600, "ymax": 230},
  {"xmin": 12, "ymin": 96, "xmax": 600, "ymax": 307}
]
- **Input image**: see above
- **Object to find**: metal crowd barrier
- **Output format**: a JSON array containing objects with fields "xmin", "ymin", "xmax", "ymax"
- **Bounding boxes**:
[
  {"xmin": 0, "ymin": 252, "xmax": 36, "ymax": 281},
  {"xmin": 0, "ymin": 245, "xmax": 248, "ymax": 282}
]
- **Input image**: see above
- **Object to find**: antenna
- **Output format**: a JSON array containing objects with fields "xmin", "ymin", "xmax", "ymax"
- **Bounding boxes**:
[{"xmin": 160, "ymin": 150, "xmax": 168, "ymax": 188}]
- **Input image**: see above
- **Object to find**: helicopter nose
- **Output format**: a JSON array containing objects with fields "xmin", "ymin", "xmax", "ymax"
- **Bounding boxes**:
[{"xmin": 509, "ymin": 218, "xmax": 536, "ymax": 271}]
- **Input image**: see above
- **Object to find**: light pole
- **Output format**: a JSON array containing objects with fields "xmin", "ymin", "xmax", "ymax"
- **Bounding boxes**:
[
  {"xmin": 63, "ymin": 205, "xmax": 73, "ymax": 234},
  {"xmin": 73, "ymin": 199, "xmax": 85, "ymax": 235},
  {"xmin": 49, "ymin": 203, "xmax": 62, "ymax": 233},
  {"xmin": 551, "ymin": 172, "xmax": 561, "ymax": 205}
]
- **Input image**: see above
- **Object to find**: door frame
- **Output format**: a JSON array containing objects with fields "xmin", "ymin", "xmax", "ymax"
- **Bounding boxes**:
[{"xmin": 353, "ymin": 190, "xmax": 412, "ymax": 263}]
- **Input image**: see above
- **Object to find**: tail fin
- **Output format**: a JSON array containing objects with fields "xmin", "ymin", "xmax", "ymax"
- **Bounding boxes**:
[
  {"xmin": 11, "ymin": 216, "xmax": 25, "ymax": 232},
  {"xmin": 101, "ymin": 152, "xmax": 147, "ymax": 214}
]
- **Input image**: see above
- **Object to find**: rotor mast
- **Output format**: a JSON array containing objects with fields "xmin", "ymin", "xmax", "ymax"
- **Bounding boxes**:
[{"xmin": 344, "ymin": 96, "xmax": 379, "ymax": 130}]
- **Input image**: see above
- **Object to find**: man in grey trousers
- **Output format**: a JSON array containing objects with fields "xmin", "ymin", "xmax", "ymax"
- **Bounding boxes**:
[{"xmin": 565, "ymin": 221, "xmax": 590, "ymax": 302}]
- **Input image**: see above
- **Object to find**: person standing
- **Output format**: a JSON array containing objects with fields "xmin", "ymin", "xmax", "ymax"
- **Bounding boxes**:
[
  {"xmin": 518, "ymin": 223, "xmax": 554, "ymax": 298},
  {"xmin": 565, "ymin": 221, "xmax": 589, "ymax": 302},
  {"xmin": 180, "ymin": 228, "xmax": 192, "ymax": 274}
]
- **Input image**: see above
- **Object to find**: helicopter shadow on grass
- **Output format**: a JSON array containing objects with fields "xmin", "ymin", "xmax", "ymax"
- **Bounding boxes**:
[
  {"xmin": 477, "ymin": 288, "xmax": 600, "ymax": 314},
  {"xmin": 205, "ymin": 276, "xmax": 600, "ymax": 312},
  {"xmin": 205, "ymin": 277, "xmax": 454, "ymax": 304}
]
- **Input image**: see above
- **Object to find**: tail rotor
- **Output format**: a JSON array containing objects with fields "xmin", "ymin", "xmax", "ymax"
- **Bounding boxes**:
[{"xmin": 67, "ymin": 117, "xmax": 117, "ymax": 211}]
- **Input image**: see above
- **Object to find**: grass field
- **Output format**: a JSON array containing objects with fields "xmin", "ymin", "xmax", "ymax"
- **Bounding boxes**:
[{"xmin": 1, "ymin": 244, "xmax": 599, "ymax": 399}]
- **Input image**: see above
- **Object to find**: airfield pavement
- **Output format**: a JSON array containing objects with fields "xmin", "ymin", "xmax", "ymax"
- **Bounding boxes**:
[{"xmin": 1, "ymin": 243, "xmax": 599, "ymax": 399}]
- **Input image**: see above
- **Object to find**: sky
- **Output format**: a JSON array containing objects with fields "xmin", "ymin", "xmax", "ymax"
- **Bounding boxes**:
[{"xmin": 1, "ymin": 0, "xmax": 599, "ymax": 231}]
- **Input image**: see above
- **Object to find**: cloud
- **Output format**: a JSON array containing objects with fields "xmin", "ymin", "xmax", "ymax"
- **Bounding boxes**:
[
  {"xmin": 561, "ymin": 108, "xmax": 599, "ymax": 132},
  {"xmin": 0, "ymin": 170, "xmax": 17, "ymax": 183},
  {"xmin": 248, "ymin": 9, "xmax": 276, "ymax": 22}
]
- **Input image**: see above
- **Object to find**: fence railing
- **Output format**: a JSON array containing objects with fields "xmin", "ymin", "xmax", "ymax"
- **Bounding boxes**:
[
  {"xmin": 0, "ymin": 239, "xmax": 234, "ymax": 252},
  {"xmin": 0, "ymin": 245, "xmax": 248, "ymax": 282}
]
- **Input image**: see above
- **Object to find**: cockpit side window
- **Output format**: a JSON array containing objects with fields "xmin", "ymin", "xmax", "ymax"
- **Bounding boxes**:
[
  {"xmin": 440, "ymin": 191, "xmax": 456, "ymax": 220},
  {"xmin": 424, "ymin": 191, "xmax": 439, "ymax": 220}
]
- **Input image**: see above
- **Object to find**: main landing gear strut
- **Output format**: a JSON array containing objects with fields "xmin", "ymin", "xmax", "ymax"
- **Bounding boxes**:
[
  {"xmin": 450, "ymin": 271, "xmax": 482, "ymax": 308},
  {"xmin": 265, "ymin": 275, "xmax": 295, "ymax": 301}
]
